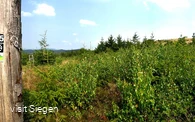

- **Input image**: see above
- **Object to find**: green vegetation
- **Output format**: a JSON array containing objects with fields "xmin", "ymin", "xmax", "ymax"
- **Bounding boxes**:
[{"xmin": 22, "ymin": 33, "xmax": 195, "ymax": 121}]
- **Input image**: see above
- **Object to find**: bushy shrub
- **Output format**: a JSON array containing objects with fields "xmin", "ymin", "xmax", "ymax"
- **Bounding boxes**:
[
  {"xmin": 22, "ymin": 51, "xmax": 29, "ymax": 65},
  {"xmin": 23, "ymin": 58, "xmax": 98, "ymax": 121},
  {"xmin": 33, "ymin": 50, "xmax": 56, "ymax": 65}
]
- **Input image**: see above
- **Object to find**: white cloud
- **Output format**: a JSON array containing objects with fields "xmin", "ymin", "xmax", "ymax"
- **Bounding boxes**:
[
  {"xmin": 21, "ymin": 11, "xmax": 33, "ymax": 17},
  {"xmin": 152, "ymin": 24, "xmax": 195, "ymax": 40},
  {"xmin": 33, "ymin": 3, "xmax": 56, "ymax": 16},
  {"xmin": 73, "ymin": 33, "xmax": 77, "ymax": 36},
  {"xmin": 150, "ymin": 17, "xmax": 194, "ymax": 39},
  {"xmin": 62, "ymin": 40, "xmax": 72, "ymax": 45},
  {"xmin": 146, "ymin": 0, "xmax": 190, "ymax": 11},
  {"xmin": 79, "ymin": 19, "xmax": 97, "ymax": 26},
  {"xmin": 94, "ymin": 24, "xmax": 192, "ymax": 44},
  {"xmin": 143, "ymin": 1, "xmax": 150, "ymax": 10}
]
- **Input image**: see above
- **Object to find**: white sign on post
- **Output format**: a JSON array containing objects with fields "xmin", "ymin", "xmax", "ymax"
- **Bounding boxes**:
[{"xmin": 0, "ymin": 34, "xmax": 4, "ymax": 62}]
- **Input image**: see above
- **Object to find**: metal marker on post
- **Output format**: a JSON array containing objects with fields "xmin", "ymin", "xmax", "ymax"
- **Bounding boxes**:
[
  {"xmin": 0, "ymin": 0, "xmax": 23, "ymax": 122},
  {"xmin": 0, "ymin": 34, "xmax": 4, "ymax": 62}
]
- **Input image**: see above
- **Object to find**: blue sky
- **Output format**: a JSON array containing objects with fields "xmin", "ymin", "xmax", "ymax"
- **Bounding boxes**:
[{"xmin": 22, "ymin": 0, "xmax": 195, "ymax": 50}]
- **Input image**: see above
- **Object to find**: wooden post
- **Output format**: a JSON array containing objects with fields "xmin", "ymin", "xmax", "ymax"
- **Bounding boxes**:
[
  {"xmin": 29, "ymin": 54, "xmax": 34, "ymax": 67},
  {"xmin": 0, "ymin": 0, "xmax": 23, "ymax": 122}
]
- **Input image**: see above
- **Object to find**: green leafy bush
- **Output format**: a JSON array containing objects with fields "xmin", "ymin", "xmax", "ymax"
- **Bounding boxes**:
[
  {"xmin": 22, "ymin": 51, "xmax": 29, "ymax": 65},
  {"xmin": 33, "ymin": 50, "xmax": 56, "ymax": 65},
  {"xmin": 108, "ymin": 42, "xmax": 195, "ymax": 121}
]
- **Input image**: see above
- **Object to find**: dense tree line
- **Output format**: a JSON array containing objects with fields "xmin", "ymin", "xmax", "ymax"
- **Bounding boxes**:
[
  {"xmin": 95, "ymin": 32, "xmax": 195, "ymax": 53},
  {"xmin": 95, "ymin": 33, "xmax": 156, "ymax": 53}
]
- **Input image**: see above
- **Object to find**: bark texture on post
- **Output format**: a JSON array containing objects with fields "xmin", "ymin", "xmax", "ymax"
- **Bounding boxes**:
[{"xmin": 0, "ymin": 0, "xmax": 23, "ymax": 122}]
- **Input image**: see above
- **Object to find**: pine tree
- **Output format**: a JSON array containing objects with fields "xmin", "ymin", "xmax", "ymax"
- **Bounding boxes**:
[
  {"xmin": 142, "ymin": 34, "xmax": 155, "ymax": 48},
  {"xmin": 106, "ymin": 35, "xmax": 118, "ymax": 51},
  {"xmin": 178, "ymin": 34, "xmax": 186, "ymax": 45},
  {"xmin": 95, "ymin": 37, "xmax": 106, "ymax": 53},
  {"xmin": 126, "ymin": 38, "xmax": 133, "ymax": 48},
  {"xmin": 39, "ymin": 30, "xmax": 49, "ymax": 50},
  {"xmin": 116, "ymin": 34, "xmax": 123, "ymax": 49},
  {"xmin": 142, "ymin": 36, "xmax": 148, "ymax": 47},
  {"xmin": 150, "ymin": 32, "xmax": 154, "ymax": 41},
  {"xmin": 132, "ymin": 32, "xmax": 139, "ymax": 44},
  {"xmin": 38, "ymin": 31, "xmax": 49, "ymax": 64},
  {"xmin": 122, "ymin": 39, "xmax": 126, "ymax": 48},
  {"xmin": 192, "ymin": 33, "xmax": 195, "ymax": 45},
  {"xmin": 143, "ymin": 36, "xmax": 147, "ymax": 42},
  {"xmin": 107, "ymin": 35, "xmax": 115, "ymax": 48}
]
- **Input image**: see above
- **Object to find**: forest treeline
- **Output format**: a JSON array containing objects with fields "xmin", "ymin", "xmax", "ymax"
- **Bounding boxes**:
[{"xmin": 22, "ymin": 32, "xmax": 195, "ymax": 66}]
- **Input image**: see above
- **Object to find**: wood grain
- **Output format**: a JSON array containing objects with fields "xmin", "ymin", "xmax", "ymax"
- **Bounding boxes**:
[{"xmin": 0, "ymin": 0, "xmax": 23, "ymax": 121}]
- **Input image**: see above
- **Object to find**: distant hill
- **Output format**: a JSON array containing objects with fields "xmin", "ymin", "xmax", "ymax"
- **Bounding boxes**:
[
  {"xmin": 23, "ymin": 49, "xmax": 80, "ymax": 54},
  {"xmin": 157, "ymin": 38, "xmax": 192, "ymax": 44}
]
